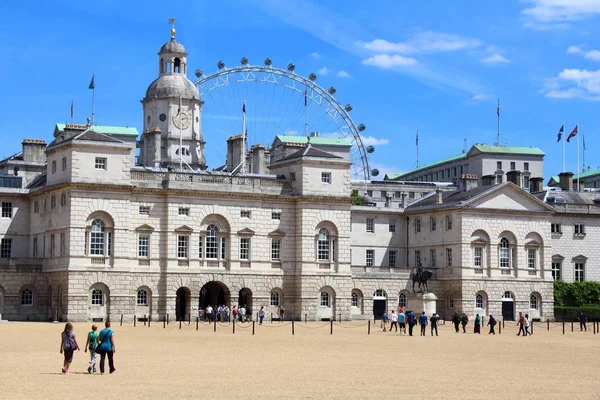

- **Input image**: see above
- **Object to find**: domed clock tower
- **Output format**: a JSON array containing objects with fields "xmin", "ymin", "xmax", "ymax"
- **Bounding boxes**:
[{"xmin": 140, "ymin": 21, "xmax": 206, "ymax": 170}]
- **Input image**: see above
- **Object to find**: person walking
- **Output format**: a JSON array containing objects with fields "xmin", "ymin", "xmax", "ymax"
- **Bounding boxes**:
[
  {"xmin": 460, "ymin": 313, "xmax": 469, "ymax": 333},
  {"xmin": 279, "ymin": 305, "xmax": 285, "ymax": 322},
  {"xmin": 407, "ymin": 310, "xmax": 416, "ymax": 336},
  {"xmin": 232, "ymin": 305, "xmax": 238, "ymax": 322},
  {"xmin": 390, "ymin": 310, "xmax": 398, "ymax": 332},
  {"xmin": 259, "ymin": 306, "xmax": 265, "ymax": 325},
  {"xmin": 97, "ymin": 321, "xmax": 116, "ymax": 375},
  {"xmin": 419, "ymin": 311, "xmax": 428, "ymax": 336},
  {"xmin": 205, "ymin": 305, "xmax": 213, "ymax": 322},
  {"xmin": 430, "ymin": 313, "xmax": 439, "ymax": 336},
  {"xmin": 487, "ymin": 315, "xmax": 496, "ymax": 335},
  {"xmin": 452, "ymin": 312, "xmax": 460, "ymax": 334},
  {"xmin": 381, "ymin": 310, "xmax": 389, "ymax": 332},
  {"xmin": 579, "ymin": 312, "xmax": 587, "ymax": 332},
  {"xmin": 524, "ymin": 314, "xmax": 531, "ymax": 336},
  {"xmin": 239, "ymin": 305, "xmax": 246, "ymax": 322},
  {"xmin": 474, "ymin": 314, "xmax": 481, "ymax": 334},
  {"xmin": 84, "ymin": 324, "xmax": 99, "ymax": 374},
  {"xmin": 59, "ymin": 322, "xmax": 79, "ymax": 374},
  {"xmin": 398, "ymin": 309, "xmax": 406, "ymax": 335},
  {"xmin": 516, "ymin": 312, "xmax": 526, "ymax": 336}
]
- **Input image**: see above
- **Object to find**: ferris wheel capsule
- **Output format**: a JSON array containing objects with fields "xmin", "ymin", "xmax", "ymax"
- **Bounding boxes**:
[
  {"xmin": 371, "ymin": 169, "xmax": 380, "ymax": 177},
  {"xmin": 309, "ymin": 73, "xmax": 317, "ymax": 81},
  {"xmin": 328, "ymin": 87, "xmax": 336, "ymax": 95},
  {"xmin": 264, "ymin": 57, "xmax": 272, "ymax": 66},
  {"xmin": 195, "ymin": 69, "xmax": 203, "ymax": 78},
  {"xmin": 287, "ymin": 63, "xmax": 295, "ymax": 72},
  {"xmin": 358, "ymin": 123, "xmax": 366, "ymax": 132},
  {"xmin": 345, "ymin": 104, "xmax": 353, "ymax": 112},
  {"xmin": 217, "ymin": 61, "xmax": 226, "ymax": 69},
  {"xmin": 366, "ymin": 145, "xmax": 375, "ymax": 153},
  {"xmin": 241, "ymin": 57, "xmax": 249, "ymax": 65}
]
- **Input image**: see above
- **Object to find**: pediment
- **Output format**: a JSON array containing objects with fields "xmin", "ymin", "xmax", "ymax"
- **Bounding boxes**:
[
  {"xmin": 471, "ymin": 239, "xmax": 488, "ymax": 246},
  {"xmin": 573, "ymin": 255, "xmax": 588, "ymax": 262},
  {"xmin": 268, "ymin": 228, "xmax": 287, "ymax": 237},
  {"xmin": 135, "ymin": 224, "xmax": 155, "ymax": 233},
  {"xmin": 174, "ymin": 225, "xmax": 193, "ymax": 233},
  {"xmin": 465, "ymin": 184, "xmax": 552, "ymax": 212},
  {"xmin": 525, "ymin": 239, "xmax": 542, "ymax": 247},
  {"xmin": 237, "ymin": 227, "xmax": 255, "ymax": 236}
]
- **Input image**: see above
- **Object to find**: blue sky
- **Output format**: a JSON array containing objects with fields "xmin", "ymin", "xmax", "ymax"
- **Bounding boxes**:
[{"xmin": 0, "ymin": 0, "xmax": 598, "ymax": 178}]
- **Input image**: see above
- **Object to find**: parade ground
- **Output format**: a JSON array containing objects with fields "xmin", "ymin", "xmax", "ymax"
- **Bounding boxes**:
[{"xmin": 0, "ymin": 320, "xmax": 599, "ymax": 399}]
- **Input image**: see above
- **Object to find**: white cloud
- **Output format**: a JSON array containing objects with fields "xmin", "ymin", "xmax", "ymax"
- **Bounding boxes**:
[
  {"xmin": 337, "ymin": 70, "xmax": 352, "ymax": 78},
  {"xmin": 318, "ymin": 66, "xmax": 330, "ymax": 75},
  {"xmin": 522, "ymin": 0, "xmax": 600, "ymax": 23},
  {"xmin": 567, "ymin": 45, "xmax": 600, "ymax": 61},
  {"xmin": 368, "ymin": 162, "xmax": 400, "ymax": 180},
  {"xmin": 361, "ymin": 54, "xmax": 417, "ymax": 69},
  {"xmin": 357, "ymin": 31, "xmax": 481, "ymax": 54},
  {"xmin": 480, "ymin": 53, "xmax": 511, "ymax": 64},
  {"xmin": 546, "ymin": 88, "xmax": 585, "ymax": 98},
  {"xmin": 311, "ymin": 52, "xmax": 322, "ymax": 59},
  {"xmin": 568, "ymin": 45, "xmax": 583, "ymax": 54},
  {"xmin": 473, "ymin": 94, "xmax": 491, "ymax": 101},
  {"xmin": 360, "ymin": 136, "xmax": 389, "ymax": 146},
  {"xmin": 544, "ymin": 68, "xmax": 600, "ymax": 100}
]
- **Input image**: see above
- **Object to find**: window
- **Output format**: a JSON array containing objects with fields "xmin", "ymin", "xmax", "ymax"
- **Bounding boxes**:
[
  {"xmin": 240, "ymin": 210, "xmax": 251, "ymax": 219},
  {"xmin": 137, "ymin": 289, "xmax": 148, "ymax": 306},
  {"xmin": 366, "ymin": 218, "xmax": 374, "ymax": 233},
  {"xmin": 1, "ymin": 202, "xmax": 12, "ymax": 218},
  {"xmin": 448, "ymin": 295, "xmax": 454, "ymax": 309},
  {"xmin": 524, "ymin": 162, "xmax": 529, "ymax": 171},
  {"xmin": 90, "ymin": 219, "xmax": 106, "ymax": 256},
  {"xmin": 205, "ymin": 225, "xmax": 219, "ymax": 259},
  {"xmin": 51, "ymin": 195, "xmax": 56, "ymax": 209},
  {"xmin": 394, "ymin": 191, "xmax": 401, "ymax": 199},
  {"xmin": 430, "ymin": 217, "xmax": 436, "ymax": 231},
  {"xmin": 496, "ymin": 161, "xmax": 502, "ymax": 170},
  {"xmin": 551, "ymin": 262, "xmax": 561, "ymax": 281},
  {"xmin": 43, "ymin": 236, "xmax": 46, "ymax": 257},
  {"xmin": 446, "ymin": 248, "xmax": 452, "ymax": 267},
  {"xmin": 34, "ymin": 201, "xmax": 39, "ymax": 214},
  {"xmin": 409, "ymin": 192, "xmax": 415, "ymax": 199},
  {"xmin": 21, "ymin": 289, "xmax": 33, "ymax": 306},
  {"xmin": 366, "ymin": 249, "xmax": 374, "ymax": 267},
  {"xmin": 474, "ymin": 247, "xmax": 483, "ymax": 268},
  {"xmin": 551, "ymin": 223, "xmax": 562, "ymax": 234},
  {"xmin": 43, "ymin": 198, "xmax": 47, "ymax": 212},
  {"xmin": 351, "ymin": 292, "xmax": 359, "ymax": 307},
  {"xmin": 271, "ymin": 239, "xmax": 281, "ymax": 261},
  {"xmin": 178, "ymin": 207, "xmax": 189, "ymax": 216},
  {"xmin": 33, "ymin": 237, "xmax": 38, "ymax": 258},
  {"xmin": 0, "ymin": 238, "xmax": 12, "ymax": 258},
  {"xmin": 398, "ymin": 293, "xmax": 407, "ymax": 308},
  {"xmin": 575, "ymin": 263, "xmax": 585, "ymax": 282},
  {"xmin": 446, "ymin": 215, "xmax": 453, "ymax": 230},
  {"xmin": 476, "ymin": 294, "xmax": 484, "ymax": 309},
  {"xmin": 499, "ymin": 238, "xmax": 510, "ymax": 268},
  {"xmin": 138, "ymin": 235, "xmax": 149, "ymax": 257},
  {"xmin": 320, "ymin": 291, "xmax": 330, "ymax": 307},
  {"xmin": 317, "ymin": 228, "xmax": 332, "ymax": 261},
  {"xmin": 381, "ymin": 191, "xmax": 387, "ymax": 198},
  {"xmin": 60, "ymin": 232, "xmax": 65, "ymax": 256},
  {"xmin": 270, "ymin": 291, "xmax": 280, "ymax": 306},
  {"xmin": 389, "ymin": 219, "xmax": 396, "ymax": 233},
  {"xmin": 510, "ymin": 162, "xmax": 516, "ymax": 170},
  {"xmin": 415, "ymin": 250, "xmax": 421, "ymax": 267},
  {"xmin": 430, "ymin": 249, "xmax": 436, "ymax": 268},
  {"xmin": 496, "ymin": 175, "xmax": 502, "ymax": 184},
  {"xmin": 527, "ymin": 249, "xmax": 536, "ymax": 269},
  {"xmin": 289, "ymin": 172, "xmax": 296, "ymax": 181},
  {"xmin": 240, "ymin": 238, "xmax": 250, "ymax": 260},
  {"xmin": 198, "ymin": 236, "xmax": 203, "ymax": 258},
  {"xmin": 523, "ymin": 176, "xmax": 530, "ymax": 190},
  {"xmin": 321, "ymin": 172, "xmax": 331, "ymax": 184},
  {"xmin": 452, "ymin": 167, "xmax": 457, "ymax": 177},
  {"xmin": 529, "ymin": 295, "xmax": 538, "ymax": 310},
  {"xmin": 389, "ymin": 250, "xmax": 397, "ymax": 267},
  {"xmin": 52, "ymin": 160, "xmax": 57, "ymax": 173},
  {"xmin": 139, "ymin": 206, "xmax": 150, "ymax": 215},
  {"xmin": 271, "ymin": 212, "xmax": 281, "ymax": 220},
  {"xmin": 95, "ymin": 157, "xmax": 107, "ymax": 170},
  {"xmin": 574, "ymin": 224, "xmax": 585, "ymax": 235},
  {"xmin": 91, "ymin": 289, "xmax": 104, "ymax": 305},
  {"xmin": 415, "ymin": 218, "xmax": 421, "ymax": 233},
  {"xmin": 62, "ymin": 157, "xmax": 67, "ymax": 171},
  {"xmin": 366, "ymin": 190, "xmax": 373, "ymax": 197},
  {"xmin": 221, "ymin": 238, "xmax": 226, "ymax": 260},
  {"xmin": 50, "ymin": 234, "xmax": 55, "ymax": 257},
  {"xmin": 177, "ymin": 235, "xmax": 189, "ymax": 258},
  {"xmin": 435, "ymin": 172, "xmax": 439, "ymax": 181},
  {"xmin": 61, "ymin": 193, "xmax": 67, "ymax": 207}
]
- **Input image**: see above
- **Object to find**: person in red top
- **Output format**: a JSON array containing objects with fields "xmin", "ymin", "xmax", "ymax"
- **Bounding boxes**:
[
  {"xmin": 398, "ymin": 305, "xmax": 404, "ymax": 315},
  {"xmin": 516, "ymin": 312, "xmax": 526, "ymax": 336}
]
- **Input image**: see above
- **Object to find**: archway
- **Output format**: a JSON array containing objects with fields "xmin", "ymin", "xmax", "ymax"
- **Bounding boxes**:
[
  {"xmin": 502, "ymin": 291, "xmax": 515, "ymax": 321},
  {"xmin": 373, "ymin": 289, "xmax": 387, "ymax": 319},
  {"xmin": 199, "ymin": 281, "xmax": 231, "ymax": 312},
  {"xmin": 89, "ymin": 283, "xmax": 110, "ymax": 322},
  {"xmin": 238, "ymin": 288, "xmax": 253, "ymax": 320},
  {"xmin": 176, "ymin": 287, "xmax": 191, "ymax": 321},
  {"xmin": 0, "ymin": 285, "xmax": 4, "ymax": 318}
]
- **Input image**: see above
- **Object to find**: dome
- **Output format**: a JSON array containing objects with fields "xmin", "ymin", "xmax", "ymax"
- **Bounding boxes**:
[
  {"xmin": 160, "ymin": 39, "xmax": 186, "ymax": 54},
  {"xmin": 145, "ymin": 75, "xmax": 199, "ymax": 99}
]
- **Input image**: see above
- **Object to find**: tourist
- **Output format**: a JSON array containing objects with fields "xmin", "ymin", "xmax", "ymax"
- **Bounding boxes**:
[
  {"xmin": 390, "ymin": 310, "xmax": 398, "ymax": 332},
  {"xmin": 430, "ymin": 313, "xmax": 439, "ymax": 336},
  {"xmin": 59, "ymin": 322, "xmax": 79, "ymax": 374},
  {"xmin": 245, "ymin": 304, "xmax": 251, "ymax": 322},
  {"xmin": 460, "ymin": 313, "xmax": 469, "ymax": 333},
  {"xmin": 419, "ymin": 311, "xmax": 428, "ymax": 336},
  {"xmin": 232, "ymin": 305, "xmax": 238, "ymax": 322},
  {"xmin": 398, "ymin": 304, "xmax": 404, "ymax": 315},
  {"xmin": 452, "ymin": 312, "xmax": 460, "ymax": 334},
  {"xmin": 381, "ymin": 310, "xmax": 388, "ymax": 331},
  {"xmin": 259, "ymin": 306, "xmax": 265, "ymax": 325},
  {"xmin": 474, "ymin": 314, "xmax": 481, "ymax": 334},
  {"xmin": 239, "ymin": 305, "xmax": 246, "ymax": 322},
  {"xmin": 84, "ymin": 324, "xmax": 99, "ymax": 374},
  {"xmin": 217, "ymin": 305, "xmax": 223, "ymax": 322},
  {"xmin": 487, "ymin": 315, "xmax": 496, "ymax": 335},
  {"xmin": 224, "ymin": 305, "xmax": 230, "ymax": 322},
  {"xmin": 579, "ymin": 312, "xmax": 587, "ymax": 332},
  {"xmin": 97, "ymin": 321, "xmax": 116, "ymax": 375},
  {"xmin": 524, "ymin": 313, "xmax": 531, "ymax": 336},
  {"xmin": 398, "ymin": 309, "xmax": 406, "ymax": 335},
  {"xmin": 516, "ymin": 312, "xmax": 526, "ymax": 336},
  {"xmin": 206, "ymin": 304, "xmax": 213, "ymax": 322},
  {"xmin": 279, "ymin": 305, "xmax": 285, "ymax": 322},
  {"xmin": 407, "ymin": 310, "xmax": 416, "ymax": 336}
]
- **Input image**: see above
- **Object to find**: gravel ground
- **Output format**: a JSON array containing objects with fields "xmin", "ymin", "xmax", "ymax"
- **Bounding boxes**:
[{"xmin": 0, "ymin": 320, "xmax": 598, "ymax": 399}]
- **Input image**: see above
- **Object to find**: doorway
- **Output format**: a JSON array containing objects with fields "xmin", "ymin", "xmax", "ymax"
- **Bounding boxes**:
[
  {"xmin": 238, "ymin": 288, "xmax": 253, "ymax": 319},
  {"xmin": 176, "ymin": 287, "xmax": 190, "ymax": 321},
  {"xmin": 199, "ymin": 281, "xmax": 230, "ymax": 310},
  {"xmin": 373, "ymin": 289, "xmax": 387, "ymax": 320},
  {"xmin": 502, "ymin": 291, "xmax": 515, "ymax": 321}
]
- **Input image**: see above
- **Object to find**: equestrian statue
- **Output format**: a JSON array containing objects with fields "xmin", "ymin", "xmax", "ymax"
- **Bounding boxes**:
[{"xmin": 411, "ymin": 262, "xmax": 434, "ymax": 293}]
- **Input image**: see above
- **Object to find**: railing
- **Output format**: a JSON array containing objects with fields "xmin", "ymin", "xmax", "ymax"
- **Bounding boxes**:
[
  {"xmin": 351, "ymin": 265, "xmax": 411, "ymax": 275},
  {"xmin": 131, "ymin": 170, "xmax": 165, "ymax": 181},
  {"xmin": 0, "ymin": 257, "xmax": 44, "ymax": 270}
]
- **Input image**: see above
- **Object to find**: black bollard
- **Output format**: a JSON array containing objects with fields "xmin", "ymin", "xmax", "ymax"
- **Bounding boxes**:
[
  {"xmin": 330, "ymin": 320, "xmax": 333, "ymax": 335},
  {"xmin": 305, "ymin": 313, "xmax": 307, "ymax": 323},
  {"xmin": 167, "ymin": 314, "xmax": 169, "ymax": 325},
  {"xmin": 256, "ymin": 312, "xmax": 259, "ymax": 321},
  {"xmin": 499, "ymin": 321, "xmax": 502, "ymax": 335},
  {"xmin": 503, "ymin": 319, "xmax": 505, "ymax": 329},
  {"xmin": 196, "ymin": 317, "xmax": 199, "ymax": 331},
  {"xmin": 214, "ymin": 319, "xmax": 216, "ymax": 333},
  {"xmin": 188, "ymin": 313, "xmax": 191, "ymax": 324},
  {"xmin": 120, "ymin": 314, "xmax": 123, "ymax": 326},
  {"xmin": 571, "ymin": 321, "xmax": 574, "ymax": 332},
  {"xmin": 271, "ymin": 313, "xmax": 273, "ymax": 323},
  {"xmin": 339, "ymin": 314, "xmax": 341, "ymax": 323},
  {"xmin": 563, "ymin": 321, "xmax": 565, "ymax": 335},
  {"xmin": 593, "ymin": 321, "xmax": 596, "ymax": 335},
  {"xmin": 179, "ymin": 320, "xmax": 182, "ymax": 330},
  {"xmin": 148, "ymin": 315, "xmax": 151, "ymax": 327},
  {"xmin": 292, "ymin": 320, "xmax": 294, "ymax": 335},
  {"xmin": 530, "ymin": 321, "xmax": 533, "ymax": 335},
  {"xmin": 134, "ymin": 315, "xmax": 137, "ymax": 327},
  {"xmin": 163, "ymin": 315, "xmax": 166, "ymax": 329},
  {"xmin": 233, "ymin": 319, "xmax": 236, "ymax": 334},
  {"xmin": 253, "ymin": 321, "xmax": 255, "ymax": 335},
  {"xmin": 547, "ymin": 320, "xmax": 550, "ymax": 331},
  {"xmin": 144, "ymin": 314, "xmax": 147, "ymax": 327},
  {"xmin": 368, "ymin": 320, "xmax": 371, "ymax": 335}
]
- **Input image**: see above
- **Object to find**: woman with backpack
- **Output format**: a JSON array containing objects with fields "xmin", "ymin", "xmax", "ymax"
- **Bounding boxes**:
[
  {"xmin": 97, "ymin": 321, "xmax": 116, "ymax": 375},
  {"xmin": 59, "ymin": 322, "xmax": 80, "ymax": 374},
  {"xmin": 84, "ymin": 324, "xmax": 99, "ymax": 373}
]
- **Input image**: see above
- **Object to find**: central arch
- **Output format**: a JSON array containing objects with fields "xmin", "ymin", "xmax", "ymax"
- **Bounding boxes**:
[
  {"xmin": 373, "ymin": 289, "xmax": 387, "ymax": 320},
  {"xmin": 238, "ymin": 288, "xmax": 253, "ymax": 320},
  {"xmin": 199, "ymin": 281, "xmax": 231, "ymax": 312}
]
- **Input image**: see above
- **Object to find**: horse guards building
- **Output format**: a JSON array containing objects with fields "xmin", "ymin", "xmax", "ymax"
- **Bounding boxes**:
[{"xmin": 1, "ymin": 32, "xmax": 598, "ymax": 323}]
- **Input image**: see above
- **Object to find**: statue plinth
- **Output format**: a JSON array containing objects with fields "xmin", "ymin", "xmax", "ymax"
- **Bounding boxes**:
[{"xmin": 422, "ymin": 292, "xmax": 437, "ymax": 315}]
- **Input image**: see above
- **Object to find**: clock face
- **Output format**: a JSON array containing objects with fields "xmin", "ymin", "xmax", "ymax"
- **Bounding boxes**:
[
  {"xmin": 173, "ymin": 110, "xmax": 192, "ymax": 129},
  {"xmin": 159, "ymin": 113, "xmax": 166, "ymax": 121}
]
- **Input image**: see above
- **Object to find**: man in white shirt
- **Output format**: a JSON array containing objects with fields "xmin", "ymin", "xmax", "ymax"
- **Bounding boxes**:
[
  {"xmin": 390, "ymin": 310, "xmax": 398, "ymax": 332},
  {"xmin": 239, "ymin": 306, "xmax": 246, "ymax": 322},
  {"xmin": 205, "ymin": 305, "xmax": 213, "ymax": 322}
]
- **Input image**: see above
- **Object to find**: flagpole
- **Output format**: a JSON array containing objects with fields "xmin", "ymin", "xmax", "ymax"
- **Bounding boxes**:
[
  {"xmin": 577, "ymin": 124, "xmax": 580, "ymax": 190},
  {"xmin": 416, "ymin": 130, "xmax": 419, "ymax": 168},
  {"xmin": 179, "ymin": 96, "xmax": 183, "ymax": 171},
  {"xmin": 304, "ymin": 89, "xmax": 308, "ymax": 137},
  {"xmin": 583, "ymin": 133, "xmax": 586, "ymax": 172},
  {"xmin": 242, "ymin": 101, "xmax": 246, "ymax": 175},
  {"xmin": 496, "ymin": 99, "xmax": 500, "ymax": 146},
  {"xmin": 91, "ymin": 84, "xmax": 95, "ymax": 126},
  {"xmin": 562, "ymin": 121, "xmax": 565, "ymax": 173}
]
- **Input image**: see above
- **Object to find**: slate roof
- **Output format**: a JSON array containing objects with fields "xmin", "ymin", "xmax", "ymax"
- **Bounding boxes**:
[
  {"xmin": 55, "ymin": 123, "xmax": 139, "ymax": 136},
  {"xmin": 274, "ymin": 135, "xmax": 351, "ymax": 146},
  {"xmin": 280, "ymin": 145, "xmax": 342, "ymax": 161},
  {"xmin": 48, "ymin": 129, "xmax": 125, "ymax": 148},
  {"xmin": 407, "ymin": 186, "xmax": 492, "ymax": 209}
]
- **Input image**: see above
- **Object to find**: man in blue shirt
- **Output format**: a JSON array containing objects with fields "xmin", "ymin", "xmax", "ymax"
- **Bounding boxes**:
[
  {"xmin": 398, "ymin": 310, "xmax": 406, "ymax": 335},
  {"xmin": 407, "ymin": 310, "xmax": 416, "ymax": 336},
  {"xmin": 419, "ymin": 312, "xmax": 428, "ymax": 336}
]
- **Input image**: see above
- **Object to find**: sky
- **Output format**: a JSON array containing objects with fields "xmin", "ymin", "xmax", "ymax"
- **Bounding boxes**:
[{"xmin": 0, "ymin": 0, "xmax": 599, "ymax": 179}]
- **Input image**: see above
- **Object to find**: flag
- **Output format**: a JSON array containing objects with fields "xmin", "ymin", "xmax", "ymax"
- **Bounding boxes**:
[
  {"xmin": 304, "ymin": 89, "xmax": 307, "ymax": 106},
  {"xmin": 88, "ymin": 74, "xmax": 95, "ymax": 89},
  {"xmin": 70, "ymin": 100, "xmax": 74, "ymax": 119},
  {"xmin": 583, "ymin": 135, "xmax": 587, "ymax": 151},
  {"xmin": 415, "ymin": 131, "xmax": 419, "ymax": 146},
  {"xmin": 242, "ymin": 102, "xmax": 246, "ymax": 114},
  {"xmin": 496, "ymin": 99, "xmax": 500, "ymax": 117},
  {"xmin": 567, "ymin": 125, "xmax": 578, "ymax": 142},
  {"xmin": 556, "ymin": 125, "xmax": 564, "ymax": 142}
]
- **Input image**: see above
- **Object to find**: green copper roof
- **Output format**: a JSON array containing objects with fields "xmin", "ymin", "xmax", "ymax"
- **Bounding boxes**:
[
  {"xmin": 575, "ymin": 169, "xmax": 600, "ymax": 180},
  {"xmin": 387, "ymin": 152, "xmax": 468, "ymax": 179},
  {"xmin": 55, "ymin": 123, "xmax": 139, "ymax": 136},
  {"xmin": 472, "ymin": 144, "xmax": 545, "ymax": 156},
  {"xmin": 384, "ymin": 173, "xmax": 402, "ymax": 180},
  {"xmin": 275, "ymin": 135, "xmax": 351, "ymax": 146}
]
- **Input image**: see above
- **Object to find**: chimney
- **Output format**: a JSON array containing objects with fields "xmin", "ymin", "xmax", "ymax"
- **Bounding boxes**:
[
  {"xmin": 22, "ymin": 139, "xmax": 47, "ymax": 163},
  {"xmin": 481, "ymin": 175, "xmax": 495, "ymax": 186},
  {"xmin": 436, "ymin": 187, "xmax": 443, "ymax": 205},
  {"xmin": 529, "ymin": 177, "xmax": 544, "ymax": 193},
  {"xmin": 251, "ymin": 144, "xmax": 266, "ymax": 174},
  {"xmin": 558, "ymin": 172, "xmax": 574, "ymax": 191},
  {"xmin": 152, "ymin": 127, "xmax": 162, "ymax": 168},
  {"xmin": 578, "ymin": 179, "xmax": 586, "ymax": 192},
  {"xmin": 226, "ymin": 134, "xmax": 245, "ymax": 172},
  {"xmin": 458, "ymin": 173, "xmax": 478, "ymax": 191},
  {"xmin": 400, "ymin": 192, "xmax": 407, "ymax": 208},
  {"xmin": 506, "ymin": 170, "xmax": 522, "ymax": 187}
]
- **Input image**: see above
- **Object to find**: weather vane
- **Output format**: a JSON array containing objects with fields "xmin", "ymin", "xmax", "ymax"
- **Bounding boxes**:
[{"xmin": 169, "ymin": 16, "xmax": 176, "ymax": 39}]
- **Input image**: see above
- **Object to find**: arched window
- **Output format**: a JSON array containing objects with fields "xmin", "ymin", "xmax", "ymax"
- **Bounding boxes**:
[
  {"xmin": 398, "ymin": 293, "xmax": 407, "ymax": 308},
  {"xmin": 499, "ymin": 237, "xmax": 510, "ymax": 268},
  {"xmin": 320, "ymin": 291, "xmax": 330, "ymax": 307},
  {"xmin": 529, "ymin": 295, "xmax": 538, "ymax": 310},
  {"xmin": 137, "ymin": 289, "xmax": 148, "ymax": 306},
  {"xmin": 91, "ymin": 289, "xmax": 104, "ymax": 306},
  {"xmin": 503, "ymin": 291, "xmax": 515, "ymax": 300},
  {"xmin": 270, "ymin": 290, "xmax": 280, "ymax": 306},
  {"xmin": 90, "ymin": 219, "xmax": 106, "ymax": 255},
  {"xmin": 21, "ymin": 288, "xmax": 33, "ymax": 305},
  {"xmin": 205, "ymin": 224, "xmax": 219, "ymax": 259},
  {"xmin": 448, "ymin": 294, "xmax": 454, "ymax": 309},
  {"xmin": 351, "ymin": 292, "xmax": 359, "ymax": 307},
  {"xmin": 475, "ymin": 294, "xmax": 484, "ymax": 309},
  {"xmin": 374, "ymin": 289, "xmax": 386, "ymax": 298},
  {"xmin": 317, "ymin": 228, "xmax": 330, "ymax": 261}
]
